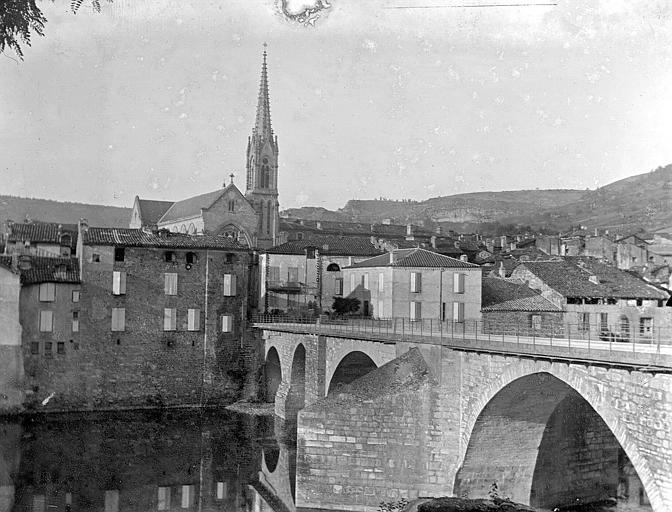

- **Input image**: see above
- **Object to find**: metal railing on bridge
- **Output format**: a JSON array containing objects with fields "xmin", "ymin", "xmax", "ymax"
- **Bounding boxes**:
[{"xmin": 251, "ymin": 314, "xmax": 672, "ymax": 371}]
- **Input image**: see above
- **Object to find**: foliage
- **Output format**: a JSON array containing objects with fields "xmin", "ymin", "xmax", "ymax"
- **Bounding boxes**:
[
  {"xmin": 488, "ymin": 481, "xmax": 499, "ymax": 500},
  {"xmin": 331, "ymin": 296, "xmax": 360, "ymax": 316},
  {"xmin": 378, "ymin": 498, "xmax": 409, "ymax": 512},
  {"xmin": 1, "ymin": 0, "xmax": 109, "ymax": 61}
]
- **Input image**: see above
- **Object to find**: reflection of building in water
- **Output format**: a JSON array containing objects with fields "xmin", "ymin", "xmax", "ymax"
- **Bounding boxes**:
[
  {"xmin": 5, "ymin": 411, "xmax": 289, "ymax": 512},
  {"xmin": 0, "ymin": 424, "xmax": 22, "ymax": 512}
]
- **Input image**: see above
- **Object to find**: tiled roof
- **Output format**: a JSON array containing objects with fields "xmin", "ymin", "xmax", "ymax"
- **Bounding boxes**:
[
  {"xmin": 82, "ymin": 227, "xmax": 246, "ymax": 250},
  {"xmin": 516, "ymin": 259, "xmax": 669, "ymax": 300},
  {"xmin": 7, "ymin": 222, "xmax": 78, "ymax": 249},
  {"xmin": 280, "ymin": 218, "xmax": 436, "ymax": 238},
  {"xmin": 0, "ymin": 255, "xmax": 13, "ymax": 271},
  {"xmin": 267, "ymin": 236, "xmax": 383, "ymax": 257},
  {"xmin": 137, "ymin": 199, "xmax": 174, "ymax": 225},
  {"xmin": 347, "ymin": 248, "xmax": 478, "ymax": 269},
  {"xmin": 158, "ymin": 188, "xmax": 226, "ymax": 224},
  {"xmin": 20, "ymin": 256, "xmax": 80, "ymax": 285},
  {"xmin": 481, "ymin": 277, "xmax": 562, "ymax": 312}
]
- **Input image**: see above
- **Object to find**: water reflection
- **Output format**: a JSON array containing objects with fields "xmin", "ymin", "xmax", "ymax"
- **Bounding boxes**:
[
  {"xmin": 0, "ymin": 410, "xmax": 295, "ymax": 512},
  {"xmin": 0, "ymin": 411, "xmax": 652, "ymax": 512}
]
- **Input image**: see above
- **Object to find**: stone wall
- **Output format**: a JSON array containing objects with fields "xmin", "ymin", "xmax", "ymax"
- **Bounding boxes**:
[{"xmin": 0, "ymin": 267, "xmax": 24, "ymax": 412}]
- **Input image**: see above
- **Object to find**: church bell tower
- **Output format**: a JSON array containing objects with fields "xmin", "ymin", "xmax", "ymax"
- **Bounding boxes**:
[{"xmin": 246, "ymin": 44, "xmax": 279, "ymax": 249}]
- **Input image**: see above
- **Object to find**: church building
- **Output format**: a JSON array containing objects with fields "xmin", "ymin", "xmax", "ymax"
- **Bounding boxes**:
[{"xmin": 129, "ymin": 47, "xmax": 280, "ymax": 249}]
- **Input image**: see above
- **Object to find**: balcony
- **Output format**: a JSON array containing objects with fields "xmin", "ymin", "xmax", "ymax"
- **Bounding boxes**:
[{"xmin": 266, "ymin": 280, "xmax": 303, "ymax": 293}]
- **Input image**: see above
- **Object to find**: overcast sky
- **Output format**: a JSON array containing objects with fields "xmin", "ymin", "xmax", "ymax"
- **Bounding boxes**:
[{"xmin": 1, "ymin": 0, "xmax": 671, "ymax": 210}]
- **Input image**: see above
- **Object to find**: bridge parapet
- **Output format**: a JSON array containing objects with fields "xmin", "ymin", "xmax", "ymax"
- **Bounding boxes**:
[{"xmin": 254, "ymin": 315, "xmax": 672, "ymax": 372}]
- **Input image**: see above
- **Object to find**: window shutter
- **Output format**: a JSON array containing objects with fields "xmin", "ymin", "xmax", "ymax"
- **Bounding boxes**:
[
  {"xmin": 410, "ymin": 301, "xmax": 421, "ymax": 320},
  {"xmin": 188, "ymin": 309, "xmax": 200, "ymax": 331},
  {"xmin": 113, "ymin": 271, "xmax": 126, "ymax": 295},
  {"xmin": 268, "ymin": 266, "xmax": 280, "ymax": 282},
  {"xmin": 39, "ymin": 311, "xmax": 53, "ymax": 332},
  {"xmin": 453, "ymin": 273, "xmax": 465, "ymax": 294},
  {"xmin": 164, "ymin": 308, "xmax": 176, "ymax": 331},
  {"xmin": 378, "ymin": 273, "xmax": 384, "ymax": 293},
  {"xmin": 39, "ymin": 283, "xmax": 55, "ymax": 302},
  {"xmin": 164, "ymin": 273, "xmax": 178, "ymax": 295},
  {"xmin": 223, "ymin": 274, "xmax": 237, "ymax": 296},
  {"xmin": 221, "ymin": 314, "xmax": 233, "ymax": 332},
  {"xmin": 336, "ymin": 278, "xmax": 343, "ymax": 295},
  {"xmin": 453, "ymin": 302, "xmax": 464, "ymax": 322},
  {"xmin": 350, "ymin": 274, "xmax": 356, "ymax": 293},
  {"xmin": 363, "ymin": 273, "xmax": 369, "ymax": 290},
  {"xmin": 111, "ymin": 308, "xmax": 125, "ymax": 331},
  {"xmin": 411, "ymin": 272, "xmax": 422, "ymax": 293}
]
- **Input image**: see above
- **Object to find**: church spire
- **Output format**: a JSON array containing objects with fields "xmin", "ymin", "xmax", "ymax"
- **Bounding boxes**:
[{"xmin": 253, "ymin": 43, "xmax": 273, "ymax": 141}]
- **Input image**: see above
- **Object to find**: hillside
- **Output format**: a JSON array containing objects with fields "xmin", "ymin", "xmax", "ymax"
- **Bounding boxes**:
[
  {"xmin": 0, "ymin": 196, "xmax": 131, "ymax": 229},
  {"xmin": 288, "ymin": 164, "xmax": 672, "ymax": 234}
]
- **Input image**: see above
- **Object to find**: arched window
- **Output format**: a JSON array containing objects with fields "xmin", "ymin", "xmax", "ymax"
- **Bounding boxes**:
[
  {"xmin": 180, "ymin": 224, "xmax": 187, "ymax": 234},
  {"xmin": 266, "ymin": 201, "xmax": 272, "ymax": 234},
  {"xmin": 326, "ymin": 263, "xmax": 341, "ymax": 272},
  {"xmin": 261, "ymin": 157, "xmax": 270, "ymax": 188}
]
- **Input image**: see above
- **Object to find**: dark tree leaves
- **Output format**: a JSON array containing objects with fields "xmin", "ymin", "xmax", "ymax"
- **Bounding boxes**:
[
  {"xmin": 1, "ymin": 0, "xmax": 109, "ymax": 60},
  {"xmin": 0, "ymin": 0, "xmax": 48, "ymax": 59}
]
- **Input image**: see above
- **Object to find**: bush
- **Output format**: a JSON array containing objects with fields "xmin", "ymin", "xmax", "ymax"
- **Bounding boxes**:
[{"xmin": 332, "ymin": 296, "xmax": 360, "ymax": 316}]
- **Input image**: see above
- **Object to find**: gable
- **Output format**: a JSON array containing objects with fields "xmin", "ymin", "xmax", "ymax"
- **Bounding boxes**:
[{"xmin": 206, "ymin": 185, "xmax": 255, "ymax": 215}]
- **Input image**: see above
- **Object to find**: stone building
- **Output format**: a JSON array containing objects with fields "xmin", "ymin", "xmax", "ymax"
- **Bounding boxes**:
[
  {"xmin": 259, "ymin": 236, "xmax": 382, "ymax": 314},
  {"xmin": 511, "ymin": 258, "xmax": 671, "ymax": 341},
  {"xmin": 129, "ymin": 48, "xmax": 280, "ymax": 249},
  {"xmin": 0, "ymin": 257, "xmax": 23, "ymax": 411},
  {"xmin": 342, "ymin": 248, "xmax": 482, "ymax": 322},
  {"xmin": 4, "ymin": 220, "xmax": 78, "ymax": 257}
]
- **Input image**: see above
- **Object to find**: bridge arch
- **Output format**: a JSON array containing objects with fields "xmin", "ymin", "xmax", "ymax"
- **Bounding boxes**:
[
  {"xmin": 456, "ymin": 364, "xmax": 660, "ymax": 511},
  {"xmin": 285, "ymin": 344, "xmax": 306, "ymax": 420},
  {"xmin": 327, "ymin": 351, "xmax": 378, "ymax": 395},
  {"xmin": 265, "ymin": 347, "xmax": 282, "ymax": 402}
]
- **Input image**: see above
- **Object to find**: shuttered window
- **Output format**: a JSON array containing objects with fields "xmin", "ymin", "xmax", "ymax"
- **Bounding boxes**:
[
  {"xmin": 112, "ymin": 271, "xmax": 126, "ymax": 295},
  {"xmin": 164, "ymin": 308, "xmax": 177, "ymax": 331},
  {"xmin": 223, "ymin": 274, "xmax": 237, "ymax": 296},
  {"xmin": 39, "ymin": 283, "xmax": 55, "ymax": 302},
  {"xmin": 410, "ymin": 272, "xmax": 422, "ymax": 293},
  {"xmin": 221, "ymin": 314, "xmax": 233, "ymax": 333},
  {"xmin": 335, "ymin": 278, "xmax": 343, "ymax": 295},
  {"xmin": 410, "ymin": 301, "xmax": 422, "ymax": 320},
  {"xmin": 39, "ymin": 311, "xmax": 53, "ymax": 332},
  {"xmin": 362, "ymin": 273, "xmax": 369, "ymax": 290},
  {"xmin": 287, "ymin": 267, "xmax": 299, "ymax": 283},
  {"xmin": 111, "ymin": 308, "xmax": 125, "ymax": 331},
  {"xmin": 378, "ymin": 273, "xmax": 384, "ymax": 293},
  {"xmin": 452, "ymin": 302, "xmax": 465, "ymax": 323},
  {"xmin": 72, "ymin": 311, "xmax": 79, "ymax": 332},
  {"xmin": 164, "ymin": 273, "xmax": 178, "ymax": 295},
  {"xmin": 268, "ymin": 266, "xmax": 280, "ymax": 282},
  {"xmin": 350, "ymin": 274, "xmax": 356, "ymax": 293},
  {"xmin": 158, "ymin": 487, "xmax": 171, "ymax": 511},
  {"xmin": 453, "ymin": 273, "xmax": 465, "ymax": 294},
  {"xmin": 187, "ymin": 309, "xmax": 200, "ymax": 331}
]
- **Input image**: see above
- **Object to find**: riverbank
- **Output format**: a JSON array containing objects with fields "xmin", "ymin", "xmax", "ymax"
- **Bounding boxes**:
[{"xmin": 225, "ymin": 400, "xmax": 275, "ymax": 415}]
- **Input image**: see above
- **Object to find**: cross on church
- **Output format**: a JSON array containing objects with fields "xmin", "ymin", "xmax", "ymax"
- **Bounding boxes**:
[{"xmin": 229, "ymin": 173, "xmax": 235, "ymax": 185}]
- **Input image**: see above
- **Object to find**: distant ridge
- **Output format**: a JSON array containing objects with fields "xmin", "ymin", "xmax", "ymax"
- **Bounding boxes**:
[{"xmin": 0, "ymin": 195, "xmax": 131, "ymax": 229}]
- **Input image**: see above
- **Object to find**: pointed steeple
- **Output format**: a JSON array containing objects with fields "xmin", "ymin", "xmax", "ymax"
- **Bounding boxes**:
[{"xmin": 253, "ymin": 43, "xmax": 273, "ymax": 141}]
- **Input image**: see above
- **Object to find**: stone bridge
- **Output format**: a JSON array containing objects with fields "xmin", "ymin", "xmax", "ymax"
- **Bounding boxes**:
[{"xmin": 256, "ymin": 321, "xmax": 672, "ymax": 512}]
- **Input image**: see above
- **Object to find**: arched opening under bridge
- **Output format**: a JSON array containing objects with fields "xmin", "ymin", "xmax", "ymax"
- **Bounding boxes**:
[
  {"xmin": 265, "ymin": 347, "xmax": 282, "ymax": 402},
  {"xmin": 327, "ymin": 351, "xmax": 378, "ymax": 395}
]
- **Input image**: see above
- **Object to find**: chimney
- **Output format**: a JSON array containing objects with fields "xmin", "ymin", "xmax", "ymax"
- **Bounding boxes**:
[
  {"xmin": 348, "ymin": 256, "xmax": 354, "ymax": 266},
  {"xmin": 389, "ymin": 251, "xmax": 394, "ymax": 264},
  {"xmin": 406, "ymin": 224, "xmax": 412, "ymax": 236},
  {"xmin": 430, "ymin": 235, "xmax": 437, "ymax": 249},
  {"xmin": 435, "ymin": 226, "xmax": 442, "ymax": 235},
  {"xmin": 18, "ymin": 254, "xmax": 32, "ymax": 271},
  {"xmin": 498, "ymin": 261, "xmax": 506, "ymax": 278},
  {"xmin": 460, "ymin": 255, "xmax": 468, "ymax": 262},
  {"xmin": 78, "ymin": 218, "xmax": 89, "ymax": 234}
]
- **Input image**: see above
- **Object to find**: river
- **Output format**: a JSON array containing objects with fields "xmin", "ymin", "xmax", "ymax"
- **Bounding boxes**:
[{"xmin": 0, "ymin": 410, "xmax": 651, "ymax": 512}]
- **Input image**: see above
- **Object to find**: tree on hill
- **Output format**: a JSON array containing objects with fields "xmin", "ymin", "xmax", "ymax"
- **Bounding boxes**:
[{"xmin": 1, "ymin": 0, "xmax": 107, "ymax": 60}]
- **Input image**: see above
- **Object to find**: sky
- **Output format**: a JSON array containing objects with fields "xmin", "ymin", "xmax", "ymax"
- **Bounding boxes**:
[{"xmin": 1, "ymin": 0, "xmax": 672, "ymax": 211}]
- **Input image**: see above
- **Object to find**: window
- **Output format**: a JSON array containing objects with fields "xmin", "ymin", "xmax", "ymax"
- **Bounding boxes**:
[
  {"xmin": 268, "ymin": 266, "xmax": 280, "ymax": 283},
  {"xmin": 326, "ymin": 263, "xmax": 340, "ymax": 272},
  {"xmin": 72, "ymin": 290, "xmax": 80, "ymax": 303},
  {"xmin": 158, "ymin": 487, "xmax": 171, "ymax": 511},
  {"xmin": 227, "ymin": 199, "xmax": 235, "ymax": 212},
  {"xmin": 216, "ymin": 482, "xmax": 226, "ymax": 500},
  {"xmin": 92, "ymin": 253, "xmax": 101, "ymax": 263},
  {"xmin": 164, "ymin": 308, "xmax": 177, "ymax": 331},
  {"xmin": 181, "ymin": 485, "xmax": 195, "ymax": 509},
  {"xmin": 225, "ymin": 253, "xmax": 235, "ymax": 263},
  {"xmin": 223, "ymin": 274, "xmax": 237, "ymax": 296},
  {"xmin": 453, "ymin": 273, "xmax": 465, "ymax": 294},
  {"xmin": 410, "ymin": 301, "xmax": 421, "ymax": 320},
  {"xmin": 72, "ymin": 311, "xmax": 79, "ymax": 332},
  {"xmin": 296, "ymin": 232, "xmax": 304, "ymax": 241},
  {"xmin": 306, "ymin": 247, "xmax": 316, "ymax": 259},
  {"xmin": 335, "ymin": 278, "xmax": 343, "ymax": 296},
  {"xmin": 410, "ymin": 272, "xmax": 422, "ymax": 293},
  {"xmin": 287, "ymin": 267, "xmax": 299, "ymax": 283},
  {"xmin": 164, "ymin": 251, "xmax": 176, "ymax": 262},
  {"xmin": 578, "ymin": 312, "xmax": 590, "ymax": 333},
  {"xmin": 31, "ymin": 342, "xmax": 40, "ymax": 355},
  {"xmin": 452, "ymin": 302, "xmax": 465, "ymax": 323},
  {"xmin": 39, "ymin": 283, "xmax": 56, "ymax": 302},
  {"xmin": 186, "ymin": 252, "xmax": 197, "ymax": 265},
  {"xmin": 529, "ymin": 314, "xmax": 542, "ymax": 330},
  {"xmin": 362, "ymin": 273, "xmax": 369, "ymax": 290},
  {"xmin": 44, "ymin": 342, "xmax": 53, "ymax": 358},
  {"xmin": 39, "ymin": 311, "xmax": 53, "ymax": 332},
  {"xmin": 378, "ymin": 273, "xmax": 384, "ymax": 293},
  {"xmin": 187, "ymin": 309, "xmax": 200, "ymax": 331},
  {"xmin": 111, "ymin": 308, "xmax": 125, "ymax": 331},
  {"xmin": 104, "ymin": 490, "xmax": 119, "ymax": 512},
  {"xmin": 57, "ymin": 342, "xmax": 65, "ymax": 355},
  {"xmin": 112, "ymin": 271, "xmax": 126, "ymax": 295},
  {"xmin": 600, "ymin": 312, "xmax": 608, "ymax": 332},
  {"xmin": 640, "ymin": 317, "xmax": 653, "ymax": 337},
  {"xmin": 164, "ymin": 273, "xmax": 178, "ymax": 295},
  {"xmin": 221, "ymin": 314, "xmax": 233, "ymax": 333},
  {"xmin": 114, "ymin": 247, "xmax": 125, "ymax": 262},
  {"xmin": 441, "ymin": 302, "xmax": 446, "ymax": 321}
]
